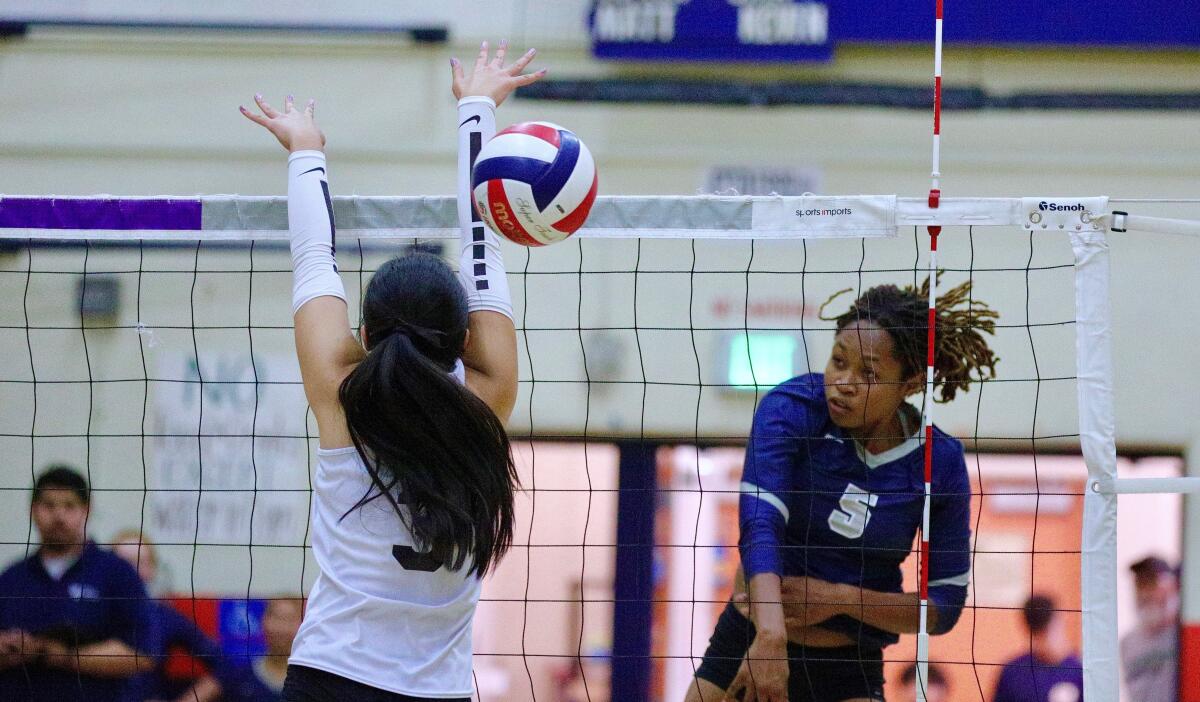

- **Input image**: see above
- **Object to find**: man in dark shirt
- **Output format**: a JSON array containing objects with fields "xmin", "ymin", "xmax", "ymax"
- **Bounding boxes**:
[
  {"xmin": 992, "ymin": 594, "xmax": 1083, "ymax": 702},
  {"xmin": 0, "ymin": 466, "xmax": 161, "ymax": 701}
]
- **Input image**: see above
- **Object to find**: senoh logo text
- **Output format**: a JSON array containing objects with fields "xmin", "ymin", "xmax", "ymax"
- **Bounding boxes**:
[
  {"xmin": 795, "ymin": 207, "xmax": 853, "ymax": 217},
  {"xmin": 1038, "ymin": 201, "xmax": 1086, "ymax": 212}
]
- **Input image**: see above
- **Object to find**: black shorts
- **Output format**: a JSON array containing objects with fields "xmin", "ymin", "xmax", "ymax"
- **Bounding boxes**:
[
  {"xmin": 694, "ymin": 603, "xmax": 885, "ymax": 702},
  {"xmin": 281, "ymin": 665, "xmax": 470, "ymax": 702}
]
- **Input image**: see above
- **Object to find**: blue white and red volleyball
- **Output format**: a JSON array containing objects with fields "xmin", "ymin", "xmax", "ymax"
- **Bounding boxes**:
[{"xmin": 471, "ymin": 122, "xmax": 598, "ymax": 246}]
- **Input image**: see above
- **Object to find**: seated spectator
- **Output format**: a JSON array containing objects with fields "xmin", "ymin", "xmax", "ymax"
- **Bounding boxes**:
[
  {"xmin": 992, "ymin": 594, "xmax": 1082, "ymax": 702},
  {"xmin": 221, "ymin": 597, "xmax": 303, "ymax": 702},
  {"xmin": 896, "ymin": 662, "xmax": 949, "ymax": 702},
  {"xmin": 1120, "ymin": 555, "xmax": 1179, "ymax": 701},
  {"xmin": 0, "ymin": 466, "xmax": 161, "ymax": 701},
  {"xmin": 111, "ymin": 531, "xmax": 223, "ymax": 702}
]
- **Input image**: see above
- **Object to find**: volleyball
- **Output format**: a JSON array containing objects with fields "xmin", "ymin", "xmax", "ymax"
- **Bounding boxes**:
[{"xmin": 471, "ymin": 121, "xmax": 598, "ymax": 246}]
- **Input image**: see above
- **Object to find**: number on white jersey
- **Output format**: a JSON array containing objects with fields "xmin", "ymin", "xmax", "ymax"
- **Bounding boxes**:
[
  {"xmin": 827, "ymin": 483, "xmax": 879, "ymax": 539},
  {"xmin": 393, "ymin": 544, "xmax": 441, "ymax": 572}
]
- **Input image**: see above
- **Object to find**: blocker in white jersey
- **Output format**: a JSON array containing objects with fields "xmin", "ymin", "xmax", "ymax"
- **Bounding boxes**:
[
  {"xmin": 289, "ymin": 407, "xmax": 481, "ymax": 697},
  {"xmin": 241, "ymin": 39, "xmax": 540, "ymax": 702}
]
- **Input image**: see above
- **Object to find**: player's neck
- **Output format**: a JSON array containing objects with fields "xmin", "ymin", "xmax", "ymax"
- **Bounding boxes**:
[{"xmin": 852, "ymin": 412, "xmax": 908, "ymax": 455}]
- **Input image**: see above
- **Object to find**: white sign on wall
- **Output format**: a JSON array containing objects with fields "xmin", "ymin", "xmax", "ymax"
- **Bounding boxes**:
[
  {"xmin": 148, "ymin": 352, "xmax": 311, "ymax": 549},
  {"xmin": 704, "ymin": 165, "xmax": 822, "ymax": 196}
]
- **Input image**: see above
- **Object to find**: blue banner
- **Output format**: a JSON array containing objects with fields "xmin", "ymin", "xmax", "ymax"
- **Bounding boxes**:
[
  {"xmin": 590, "ymin": 1, "xmax": 1200, "ymax": 63},
  {"xmin": 591, "ymin": 0, "xmax": 834, "ymax": 62}
]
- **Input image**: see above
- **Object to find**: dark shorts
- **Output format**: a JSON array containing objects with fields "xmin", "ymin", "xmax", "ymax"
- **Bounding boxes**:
[
  {"xmin": 281, "ymin": 665, "xmax": 470, "ymax": 702},
  {"xmin": 694, "ymin": 603, "xmax": 886, "ymax": 702}
]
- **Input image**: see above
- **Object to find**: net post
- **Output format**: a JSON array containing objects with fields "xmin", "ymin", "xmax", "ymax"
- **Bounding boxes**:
[{"xmin": 1070, "ymin": 220, "xmax": 1119, "ymax": 702}]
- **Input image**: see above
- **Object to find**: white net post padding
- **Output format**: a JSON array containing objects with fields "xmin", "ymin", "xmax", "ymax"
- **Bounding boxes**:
[{"xmin": 1070, "ymin": 226, "xmax": 1119, "ymax": 702}]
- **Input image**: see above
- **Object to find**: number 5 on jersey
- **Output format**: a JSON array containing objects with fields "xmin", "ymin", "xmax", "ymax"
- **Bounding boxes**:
[{"xmin": 827, "ymin": 483, "xmax": 878, "ymax": 539}]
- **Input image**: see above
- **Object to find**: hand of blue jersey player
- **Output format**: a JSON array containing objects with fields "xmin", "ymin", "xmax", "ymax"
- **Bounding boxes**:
[
  {"xmin": 733, "ymin": 583, "xmax": 851, "ymax": 645},
  {"xmin": 726, "ymin": 633, "xmax": 789, "ymax": 702},
  {"xmin": 779, "ymin": 577, "xmax": 850, "ymax": 625},
  {"xmin": 783, "ymin": 576, "xmax": 936, "ymax": 636},
  {"xmin": 240, "ymin": 94, "xmax": 326, "ymax": 153},
  {"xmin": 450, "ymin": 39, "xmax": 546, "ymax": 105}
]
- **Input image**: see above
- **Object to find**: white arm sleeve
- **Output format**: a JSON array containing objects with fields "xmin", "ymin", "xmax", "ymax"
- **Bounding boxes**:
[
  {"xmin": 287, "ymin": 150, "xmax": 346, "ymax": 315},
  {"xmin": 456, "ymin": 96, "xmax": 513, "ymax": 321}
]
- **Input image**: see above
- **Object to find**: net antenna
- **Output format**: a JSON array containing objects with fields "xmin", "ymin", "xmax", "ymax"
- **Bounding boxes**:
[{"xmin": 916, "ymin": 1, "xmax": 945, "ymax": 701}]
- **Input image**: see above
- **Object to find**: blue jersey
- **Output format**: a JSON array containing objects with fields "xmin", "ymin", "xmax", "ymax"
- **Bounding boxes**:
[
  {"xmin": 739, "ymin": 373, "xmax": 971, "ymax": 649},
  {"xmin": 121, "ymin": 602, "xmax": 226, "ymax": 702},
  {"xmin": 0, "ymin": 542, "xmax": 163, "ymax": 702},
  {"xmin": 993, "ymin": 653, "xmax": 1083, "ymax": 702}
]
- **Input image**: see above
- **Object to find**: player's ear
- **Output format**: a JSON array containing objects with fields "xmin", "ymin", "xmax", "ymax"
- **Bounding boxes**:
[{"xmin": 904, "ymin": 372, "xmax": 924, "ymax": 397}]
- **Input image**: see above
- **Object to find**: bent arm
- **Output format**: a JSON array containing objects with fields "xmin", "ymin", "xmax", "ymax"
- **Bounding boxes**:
[
  {"xmin": 456, "ymin": 96, "xmax": 518, "ymax": 420},
  {"xmin": 45, "ymin": 638, "xmax": 155, "ymax": 678},
  {"xmin": 821, "ymin": 447, "xmax": 971, "ymax": 636},
  {"xmin": 739, "ymin": 390, "xmax": 801, "ymax": 585},
  {"xmin": 830, "ymin": 585, "xmax": 927, "ymax": 635}
]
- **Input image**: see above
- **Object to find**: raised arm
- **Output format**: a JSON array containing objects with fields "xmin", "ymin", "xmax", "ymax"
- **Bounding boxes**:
[
  {"xmin": 241, "ymin": 96, "xmax": 363, "ymax": 441},
  {"xmin": 450, "ymin": 41, "xmax": 545, "ymax": 421}
]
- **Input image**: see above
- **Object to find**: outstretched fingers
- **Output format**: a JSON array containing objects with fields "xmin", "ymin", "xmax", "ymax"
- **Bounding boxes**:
[
  {"xmin": 475, "ymin": 40, "xmax": 490, "ymax": 69},
  {"xmin": 492, "ymin": 39, "xmax": 508, "ymax": 67},
  {"xmin": 507, "ymin": 48, "xmax": 537, "ymax": 75},
  {"xmin": 513, "ymin": 68, "xmax": 548, "ymax": 87},
  {"xmin": 253, "ymin": 94, "xmax": 279, "ymax": 119},
  {"xmin": 239, "ymin": 104, "xmax": 270, "ymax": 127},
  {"xmin": 449, "ymin": 57, "xmax": 465, "ymax": 96}
]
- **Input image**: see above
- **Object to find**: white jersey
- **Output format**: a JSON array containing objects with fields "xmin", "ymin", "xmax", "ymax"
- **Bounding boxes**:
[{"xmin": 290, "ymin": 364, "xmax": 481, "ymax": 698}]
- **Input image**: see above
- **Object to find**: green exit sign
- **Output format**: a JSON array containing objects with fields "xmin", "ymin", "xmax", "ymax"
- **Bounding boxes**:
[{"xmin": 725, "ymin": 332, "xmax": 804, "ymax": 391}]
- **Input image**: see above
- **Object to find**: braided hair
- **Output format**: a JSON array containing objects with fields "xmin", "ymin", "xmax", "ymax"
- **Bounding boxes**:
[{"xmin": 819, "ymin": 276, "xmax": 999, "ymax": 403}]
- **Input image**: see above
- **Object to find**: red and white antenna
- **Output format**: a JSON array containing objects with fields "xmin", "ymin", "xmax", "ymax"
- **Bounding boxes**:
[{"xmin": 917, "ymin": 1, "xmax": 944, "ymax": 701}]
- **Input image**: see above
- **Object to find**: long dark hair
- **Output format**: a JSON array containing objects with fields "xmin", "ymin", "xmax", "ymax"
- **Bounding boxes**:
[{"xmin": 339, "ymin": 253, "xmax": 517, "ymax": 577}]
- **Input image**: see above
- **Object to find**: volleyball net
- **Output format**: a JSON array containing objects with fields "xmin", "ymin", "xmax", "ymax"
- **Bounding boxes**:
[{"xmin": 1, "ymin": 193, "xmax": 1197, "ymax": 701}]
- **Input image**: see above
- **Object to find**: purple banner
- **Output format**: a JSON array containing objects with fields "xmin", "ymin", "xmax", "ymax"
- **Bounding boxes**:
[{"xmin": 0, "ymin": 198, "xmax": 202, "ymax": 230}]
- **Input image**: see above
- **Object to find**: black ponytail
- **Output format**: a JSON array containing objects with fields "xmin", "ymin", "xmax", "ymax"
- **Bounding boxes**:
[{"xmin": 339, "ymin": 253, "xmax": 517, "ymax": 577}]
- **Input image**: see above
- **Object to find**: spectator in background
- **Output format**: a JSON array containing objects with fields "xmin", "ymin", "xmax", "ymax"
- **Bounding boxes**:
[
  {"xmin": 992, "ymin": 594, "xmax": 1083, "ymax": 702},
  {"xmin": 220, "ymin": 597, "xmax": 303, "ymax": 701},
  {"xmin": 111, "ymin": 530, "xmax": 223, "ymax": 702},
  {"xmin": 0, "ymin": 466, "xmax": 161, "ymax": 701},
  {"xmin": 1121, "ymin": 556, "xmax": 1179, "ymax": 701},
  {"xmin": 896, "ymin": 662, "xmax": 949, "ymax": 702}
]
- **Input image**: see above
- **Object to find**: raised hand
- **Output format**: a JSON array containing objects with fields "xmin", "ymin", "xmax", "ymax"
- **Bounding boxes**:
[
  {"xmin": 450, "ymin": 39, "xmax": 546, "ymax": 106},
  {"xmin": 240, "ymin": 94, "xmax": 326, "ymax": 153}
]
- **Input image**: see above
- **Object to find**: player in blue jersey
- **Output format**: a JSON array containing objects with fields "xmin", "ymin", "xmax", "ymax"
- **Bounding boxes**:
[{"xmin": 685, "ymin": 279, "xmax": 998, "ymax": 702}]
